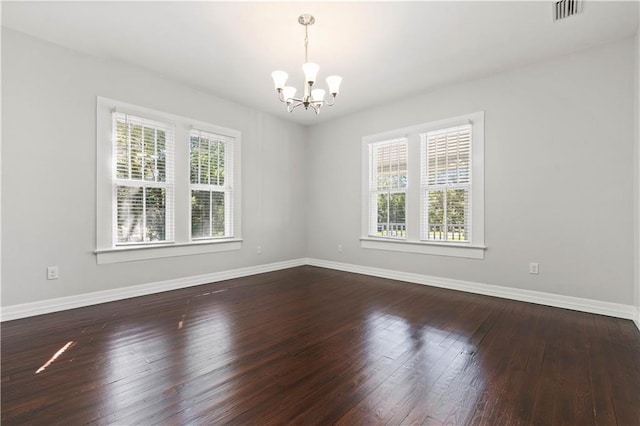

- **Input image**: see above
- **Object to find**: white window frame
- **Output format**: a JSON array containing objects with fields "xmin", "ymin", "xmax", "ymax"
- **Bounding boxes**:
[
  {"xmin": 368, "ymin": 138, "xmax": 408, "ymax": 240},
  {"xmin": 96, "ymin": 97, "xmax": 242, "ymax": 264},
  {"xmin": 421, "ymin": 124, "xmax": 472, "ymax": 243},
  {"xmin": 112, "ymin": 112, "xmax": 175, "ymax": 246},
  {"xmin": 189, "ymin": 129, "xmax": 235, "ymax": 240},
  {"xmin": 361, "ymin": 111, "xmax": 485, "ymax": 259}
]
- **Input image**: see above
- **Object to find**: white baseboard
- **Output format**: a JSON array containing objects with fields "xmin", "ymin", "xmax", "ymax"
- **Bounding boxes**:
[
  {"xmin": 0, "ymin": 258, "xmax": 306, "ymax": 322},
  {"xmin": 305, "ymin": 258, "xmax": 639, "ymax": 323},
  {"xmin": 2, "ymin": 257, "xmax": 638, "ymax": 331}
]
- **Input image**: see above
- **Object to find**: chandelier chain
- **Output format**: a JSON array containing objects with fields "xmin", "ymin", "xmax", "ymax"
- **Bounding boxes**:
[{"xmin": 304, "ymin": 23, "xmax": 309, "ymax": 63}]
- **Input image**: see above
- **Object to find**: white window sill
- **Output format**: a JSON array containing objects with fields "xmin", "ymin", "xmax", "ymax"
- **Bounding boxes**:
[
  {"xmin": 95, "ymin": 239, "xmax": 242, "ymax": 264},
  {"xmin": 360, "ymin": 237, "xmax": 486, "ymax": 259}
]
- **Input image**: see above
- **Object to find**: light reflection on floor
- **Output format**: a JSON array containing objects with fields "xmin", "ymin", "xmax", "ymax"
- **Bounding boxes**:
[
  {"xmin": 100, "ymin": 299, "xmax": 234, "ymax": 423},
  {"xmin": 362, "ymin": 310, "xmax": 486, "ymax": 423},
  {"xmin": 35, "ymin": 341, "xmax": 75, "ymax": 374}
]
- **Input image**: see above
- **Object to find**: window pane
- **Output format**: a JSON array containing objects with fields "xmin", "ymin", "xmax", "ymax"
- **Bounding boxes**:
[
  {"xmin": 426, "ymin": 137, "xmax": 436, "ymax": 186},
  {"xmin": 209, "ymin": 140, "xmax": 219, "ymax": 186},
  {"xmin": 427, "ymin": 190, "xmax": 445, "ymax": 240},
  {"xmin": 211, "ymin": 191, "xmax": 225, "ymax": 237},
  {"xmin": 377, "ymin": 192, "xmax": 405, "ymax": 238},
  {"xmin": 116, "ymin": 117, "xmax": 168, "ymax": 184},
  {"xmin": 377, "ymin": 193, "xmax": 388, "ymax": 232},
  {"xmin": 190, "ymin": 136, "xmax": 228, "ymax": 187},
  {"xmin": 191, "ymin": 190, "xmax": 226, "ymax": 238},
  {"xmin": 143, "ymin": 127, "xmax": 156, "ymax": 181},
  {"xmin": 457, "ymin": 131, "xmax": 471, "ymax": 184},
  {"xmin": 435, "ymin": 134, "xmax": 447, "ymax": 185},
  {"xmin": 218, "ymin": 142, "xmax": 225, "ymax": 186},
  {"xmin": 145, "ymin": 187, "xmax": 166, "ymax": 241},
  {"xmin": 425, "ymin": 125, "xmax": 471, "ymax": 187},
  {"xmin": 199, "ymin": 138, "xmax": 209, "ymax": 185},
  {"xmin": 191, "ymin": 190, "xmax": 211, "ymax": 239},
  {"xmin": 374, "ymin": 142, "xmax": 407, "ymax": 190},
  {"xmin": 157, "ymin": 130, "xmax": 166, "ymax": 182},
  {"xmin": 425, "ymin": 189, "xmax": 468, "ymax": 241},
  {"xmin": 376, "ymin": 145, "xmax": 389, "ymax": 188},
  {"xmin": 115, "ymin": 121, "xmax": 129, "ymax": 179},
  {"xmin": 116, "ymin": 186, "xmax": 166, "ymax": 243},
  {"xmin": 130, "ymin": 124, "xmax": 143, "ymax": 180},
  {"xmin": 446, "ymin": 133, "xmax": 459, "ymax": 184},
  {"xmin": 446, "ymin": 189, "xmax": 468, "ymax": 241},
  {"xmin": 190, "ymin": 136, "xmax": 199, "ymax": 184},
  {"xmin": 117, "ymin": 186, "xmax": 144, "ymax": 243}
]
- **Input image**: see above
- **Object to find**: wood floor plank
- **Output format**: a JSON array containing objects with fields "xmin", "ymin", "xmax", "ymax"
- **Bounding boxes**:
[{"xmin": 2, "ymin": 266, "xmax": 639, "ymax": 425}]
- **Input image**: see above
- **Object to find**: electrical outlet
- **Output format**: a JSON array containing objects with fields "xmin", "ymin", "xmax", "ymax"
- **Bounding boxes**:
[
  {"xmin": 338, "ymin": 244, "xmax": 343, "ymax": 253},
  {"xmin": 529, "ymin": 262, "xmax": 539, "ymax": 275},
  {"xmin": 256, "ymin": 246, "xmax": 262, "ymax": 254},
  {"xmin": 47, "ymin": 266, "xmax": 59, "ymax": 280}
]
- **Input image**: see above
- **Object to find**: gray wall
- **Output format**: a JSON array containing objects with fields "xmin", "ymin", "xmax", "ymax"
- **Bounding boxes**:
[
  {"xmin": 2, "ymin": 28, "xmax": 638, "ymax": 310},
  {"xmin": 1, "ymin": 28, "xmax": 307, "ymax": 306},
  {"xmin": 306, "ymin": 37, "xmax": 636, "ymax": 305},
  {"xmin": 635, "ymin": 28, "xmax": 640, "ymax": 320}
]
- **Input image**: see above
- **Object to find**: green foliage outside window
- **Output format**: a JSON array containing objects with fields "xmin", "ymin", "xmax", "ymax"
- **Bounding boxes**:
[{"xmin": 427, "ymin": 189, "xmax": 467, "ymax": 241}]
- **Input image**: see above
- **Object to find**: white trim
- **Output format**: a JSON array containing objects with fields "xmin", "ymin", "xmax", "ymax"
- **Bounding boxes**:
[
  {"xmin": 0, "ymin": 258, "xmax": 307, "ymax": 322},
  {"xmin": 95, "ymin": 239, "xmax": 243, "ymax": 264},
  {"xmin": 361, "ymin": 237, "xmax": 486, "ymax": 259},
  {"xmin": 2, "ymin": 258, "xmax": 638, "ymax": 329},
  {"xmin": 305, "ymin": 258, "xmax": 638, "ymax": 322}
]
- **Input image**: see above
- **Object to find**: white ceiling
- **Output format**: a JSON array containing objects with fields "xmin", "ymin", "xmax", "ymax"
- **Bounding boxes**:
[{"xmin": 2, "ymin": 1, "xmax": 638, "ymax": 126}]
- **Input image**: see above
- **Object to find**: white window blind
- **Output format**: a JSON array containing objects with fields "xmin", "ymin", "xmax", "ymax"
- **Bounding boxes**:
[
  {"xmin": 368, "ymin": 139, "xmax": 408, "ymax": 238},
  {"xmin": 421, "ymin": 124, "xmax": 471, "ymax": 242},
  {"xmin": 112, "ymin": 112, "xmax": 175, "ymax": 245},
  {"xmin": 189, "ymin": 129, "xmax": 234, "ymax": 239}
]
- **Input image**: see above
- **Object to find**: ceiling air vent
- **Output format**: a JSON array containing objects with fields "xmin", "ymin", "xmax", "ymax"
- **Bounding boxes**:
[{"xmin": 554, "ymin": 0, "xmax": 582, "ymax": 21}]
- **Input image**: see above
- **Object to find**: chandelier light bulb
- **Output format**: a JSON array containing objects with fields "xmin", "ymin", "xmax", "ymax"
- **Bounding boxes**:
[
  {"xmin": 311, "ymin": 89, "xmax": 325, "ymax": 103},
  {"xmin": 326, "ymin": 75, "xmax": 342, "ymax": 95},
  {"xmin": 302, "ymin": 62, "xmax": 320, "ymax": 85},
  {"xmin": 271, "ymin": 71, "xmax": 288, "ymax": 90},
  {"xmin": 282, "ymin": 86, "xmax": 297, "ymax": 103}
]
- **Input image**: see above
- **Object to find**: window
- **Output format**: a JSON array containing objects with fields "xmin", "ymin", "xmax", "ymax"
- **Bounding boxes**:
[
  {"xmin": 361, "ymin": 112, "xmax": 485, "ymax": 259},
  {"xmin": 421, "ymin": 125, "xmax": 471, "ymax": 242},
  {"xmin": 96, "ymin": 97, "xmax": 242, "ymax": 264},
  {"xmin": 368, "ymin": 139, "xmax": 408, "ymax": 238},
  {"xmin": 189, "ymin": 130, "xmax": 234, "ymax": 239},
  {"xmin": 113, "ymin": 112, "xmax": 174, "ymax": 244}
]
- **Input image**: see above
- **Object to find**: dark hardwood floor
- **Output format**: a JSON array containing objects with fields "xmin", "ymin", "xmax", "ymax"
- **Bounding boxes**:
[{"xmin": 2, "ymin": 266, "xmax": 639, "ymax": 425}]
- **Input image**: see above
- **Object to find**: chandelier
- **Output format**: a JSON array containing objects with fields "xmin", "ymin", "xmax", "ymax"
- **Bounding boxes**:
[{"xmin": 271, "ymin": 14, "xmax": 342, "ymax": 115}]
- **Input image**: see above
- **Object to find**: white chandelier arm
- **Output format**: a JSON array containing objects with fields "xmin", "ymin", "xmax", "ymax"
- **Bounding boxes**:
[
  {"xmin": 309, "ymin": 103, "xmax": 321, "ymax": 115},
  {"xmin": 287, "ymin": 100, "xmax": 305, "ymax": 113},
  {"xmin": 324, "ymin": 95, "xmax": 337, "ymax": 107}
]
